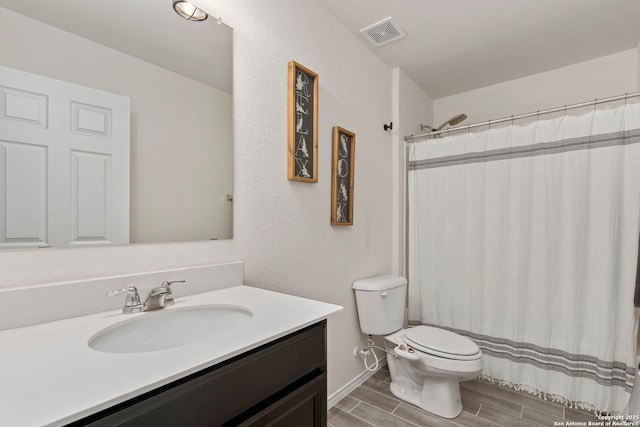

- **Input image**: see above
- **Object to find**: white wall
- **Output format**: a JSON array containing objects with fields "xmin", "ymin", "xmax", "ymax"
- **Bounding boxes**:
[
  {"xmin": 0, "ymin": 7, "xmax": 233, "ymax": 243},
  {"xmin": 434, "ymin": 49, "xmax": 638, "ymax": 126},
  {"xmin": 0, "ymin": 0, "xmax": 395, "ymax": 397},
  {"xmin": 391, "ymin": 68, "xmax": 434, "ymax": 276},
  {"xmin": 201, "ymin": 0, "xmax": 394, "ymax": 395}
]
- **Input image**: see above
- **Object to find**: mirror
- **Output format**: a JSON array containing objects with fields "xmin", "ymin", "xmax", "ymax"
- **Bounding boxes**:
[{"xmin": 0, "ymin": 0, "xmax": 233, "ymax": 247}]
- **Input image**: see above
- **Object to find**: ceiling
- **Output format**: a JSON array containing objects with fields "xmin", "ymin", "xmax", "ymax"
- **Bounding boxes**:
[
  {"xmin": 4, "ymin": 1, "xmax": 639, "ymax": 99},
  {"xmin": 0, "ymin": 0, "xmax": 232, "ymax": 93},
  {"xmin": 317, "ymin": 0, "xmax": 640, "ymax": 99}
]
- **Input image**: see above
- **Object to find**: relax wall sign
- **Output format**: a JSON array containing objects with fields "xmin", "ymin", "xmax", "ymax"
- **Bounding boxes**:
[{"xmin": 287, "ymin": 61, "xmax": 318, "ymax": 183}]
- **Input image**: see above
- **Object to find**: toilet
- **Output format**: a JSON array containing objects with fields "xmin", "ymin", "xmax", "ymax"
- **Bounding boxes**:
[{"xmin": 352, "ymin": 275, "xmax": 482, "ymax": 419}]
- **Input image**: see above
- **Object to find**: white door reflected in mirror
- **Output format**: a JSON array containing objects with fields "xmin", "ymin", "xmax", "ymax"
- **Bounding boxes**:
[{"xmin": 0, "ymin": 66, "xmax": 130, "ymax": 249}]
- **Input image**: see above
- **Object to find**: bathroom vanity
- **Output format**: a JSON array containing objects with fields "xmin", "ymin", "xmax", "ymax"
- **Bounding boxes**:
[
  {"xmin": 0, "ymin": 263, "xmax": 342, "ymax": 426},
  {"xmin": 71, "ymin": 321, "xmax": 327, "ymax": 426}
]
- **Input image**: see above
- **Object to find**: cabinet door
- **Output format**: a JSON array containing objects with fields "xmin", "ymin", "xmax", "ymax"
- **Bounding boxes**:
[{"xmin": 234, "ymin": 372, "xmax": 327, "ymax": 427}]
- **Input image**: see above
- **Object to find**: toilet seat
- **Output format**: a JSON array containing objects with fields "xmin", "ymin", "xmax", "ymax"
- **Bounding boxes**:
[{"xmin": 404, "ymin": 326, "xmax": 481, "ymax": 361}]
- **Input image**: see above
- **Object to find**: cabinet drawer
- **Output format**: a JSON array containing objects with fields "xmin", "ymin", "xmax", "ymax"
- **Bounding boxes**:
[
  {"xmin": 234, "ymin": 372, "xmax": 327, "ymax": 427},
  {"xmin": 73, "ymin": 321, "xmax": 326, "ymax": 426}
]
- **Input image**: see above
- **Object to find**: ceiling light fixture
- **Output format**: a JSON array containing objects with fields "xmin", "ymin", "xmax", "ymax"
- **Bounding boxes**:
[{"xmin": 173, "ymin": 0, "xmax": 208, "ymax": 22}]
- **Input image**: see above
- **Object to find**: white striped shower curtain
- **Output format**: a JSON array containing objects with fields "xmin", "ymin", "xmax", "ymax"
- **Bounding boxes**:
[{"xmin": 407, "ymin": 103, "xmax": 640, "ymax": 412}]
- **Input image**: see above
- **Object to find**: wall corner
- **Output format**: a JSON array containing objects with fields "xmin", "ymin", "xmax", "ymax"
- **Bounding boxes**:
[{"xmin": 637, "ymin": 40, "xmax": 640, "ymax": 90}]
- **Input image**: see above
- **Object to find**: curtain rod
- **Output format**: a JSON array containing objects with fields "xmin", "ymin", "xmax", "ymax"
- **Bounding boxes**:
[{"xmin": 404, "ymin": 91, "xmax": 640, "ymax": 143}]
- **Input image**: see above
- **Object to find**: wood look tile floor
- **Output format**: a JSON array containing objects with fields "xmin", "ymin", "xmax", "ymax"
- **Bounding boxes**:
[{"xmin": 329, "ymin": 366, "xmax": 601, "ymax": 427}]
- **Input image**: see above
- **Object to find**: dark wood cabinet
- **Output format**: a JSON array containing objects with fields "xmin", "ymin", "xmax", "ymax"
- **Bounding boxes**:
[{"xmin": 69, "ymin": 321, "xmax": 327, "ymax": 427}]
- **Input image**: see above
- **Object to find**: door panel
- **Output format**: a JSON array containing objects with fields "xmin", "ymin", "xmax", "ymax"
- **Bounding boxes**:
[
  {"xmin": 0, "ymin": 65, "xmax": 130, "ymax": 248},
  {"xmin": 0, "ymin": 141, "xmax": 47, "ymax": 246},
  {"xmin": 70, "ymin": 151, "xmax": 111, "ymax": 244}
]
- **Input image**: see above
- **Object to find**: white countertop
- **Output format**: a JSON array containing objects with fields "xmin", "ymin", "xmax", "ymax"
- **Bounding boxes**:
[{"xmin": 0, "ymin": 285, "xmax": 342, "ymax": 427}]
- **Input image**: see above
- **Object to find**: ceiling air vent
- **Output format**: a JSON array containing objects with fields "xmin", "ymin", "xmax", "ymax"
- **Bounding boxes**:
[{"xmin": 360, "ymin": 17, "xmax": 407, "ymax": 48}]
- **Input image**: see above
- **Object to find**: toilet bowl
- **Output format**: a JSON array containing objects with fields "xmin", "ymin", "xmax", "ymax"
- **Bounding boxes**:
[
  {"xmin": 384, "ymin": 327, "xmax": 482, "ymax": 418},
  {"xmin": 352, "ymin": 275, "xmax": 483, "ymax": 419}
]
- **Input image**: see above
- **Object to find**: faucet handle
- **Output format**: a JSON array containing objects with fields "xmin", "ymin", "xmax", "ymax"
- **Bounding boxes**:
[
  {"xmin": 107, "ymin": 285, "xmax": 142, "ymax": 313},
  {"xmin": 161, "ymin": 280, "xmax": 186, "ymax": 288},
  {"xmin": 160, "ymin": 280, "xmax": 185, "ymax": 306}
]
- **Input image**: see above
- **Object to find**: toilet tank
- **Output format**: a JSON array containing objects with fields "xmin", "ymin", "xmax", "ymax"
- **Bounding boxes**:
[{"xmin": 352, "ymin": 275, "xmax": 407, "ymax": 335}]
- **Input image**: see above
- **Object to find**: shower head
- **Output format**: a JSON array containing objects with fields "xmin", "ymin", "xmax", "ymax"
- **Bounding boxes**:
[
  {"xmin": 419, "ymin": 113, "xmax": 468, "ymax": 133},
  {"xmin": 448, "ymin": 113, "xmax": 468, "ymax": 126},
  {"xmin": 434, "ymin": 113, "xmax": 467, "ymax": 131}
]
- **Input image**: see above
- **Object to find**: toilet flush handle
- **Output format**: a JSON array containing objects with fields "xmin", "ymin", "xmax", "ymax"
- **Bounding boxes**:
[{"xmin": 381, "ymin": 291, "xmax": 388, "ymax": 298}]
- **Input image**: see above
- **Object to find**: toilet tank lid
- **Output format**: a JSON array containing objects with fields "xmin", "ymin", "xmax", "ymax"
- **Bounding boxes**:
[{"xmin": 352, "ymin": 275, "xmax": 407, "ymax": 291}]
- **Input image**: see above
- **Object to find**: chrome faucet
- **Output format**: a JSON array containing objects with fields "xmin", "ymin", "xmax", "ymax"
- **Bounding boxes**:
[
  {"xmin": 108, "ymin": 280, "xmax": 186, "ymax": 313},
  {"xmin": 107, "ymin": 285, "xmax": 142, "ymax": 313},
  {"xmin": 142, "ymin": 280, "xmax": 186, "ymax": 311}
]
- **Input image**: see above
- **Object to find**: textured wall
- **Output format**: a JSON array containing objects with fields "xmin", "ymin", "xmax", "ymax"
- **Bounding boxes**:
[
  {"xmin": 204, "ymin": 0, "xmax": 394, "ymax": 395},
  {"xmin": 391, "ymin": 68, "xmax": 434, "ymax": 276},
  {"xmin": 434, "ymin": 49, "xmax": 638, "ymax": 125}
]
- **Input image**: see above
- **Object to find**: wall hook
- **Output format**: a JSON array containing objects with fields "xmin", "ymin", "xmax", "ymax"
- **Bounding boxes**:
[{"xmin": 383, "ymin": 122, "xmax": 393, "ymax": 131}]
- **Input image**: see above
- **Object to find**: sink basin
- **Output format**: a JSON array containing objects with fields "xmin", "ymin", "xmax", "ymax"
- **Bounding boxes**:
[{"xmin": 88, "ymin": 305, "xmax": 253, "ymax": 353}]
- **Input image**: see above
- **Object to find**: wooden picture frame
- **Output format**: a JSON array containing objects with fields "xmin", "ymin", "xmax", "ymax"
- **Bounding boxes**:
[
  {"xmin": 287, "ymin": 61, "xmax": 319, "ymax": 182},
  {"xmin": 331, "ymin": 126, "xmax": 355, "ymax": 225}
]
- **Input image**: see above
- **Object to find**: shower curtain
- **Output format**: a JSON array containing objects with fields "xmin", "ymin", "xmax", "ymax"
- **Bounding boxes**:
[{"xmin": 407, "ymin": 102, "xmax": 640, "ymax": 413}]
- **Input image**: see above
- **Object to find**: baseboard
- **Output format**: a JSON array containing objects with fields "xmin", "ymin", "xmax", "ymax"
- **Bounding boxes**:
[{"xmin": 327, "ymin": 360, "xmax": 387, "ymax": 409}]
